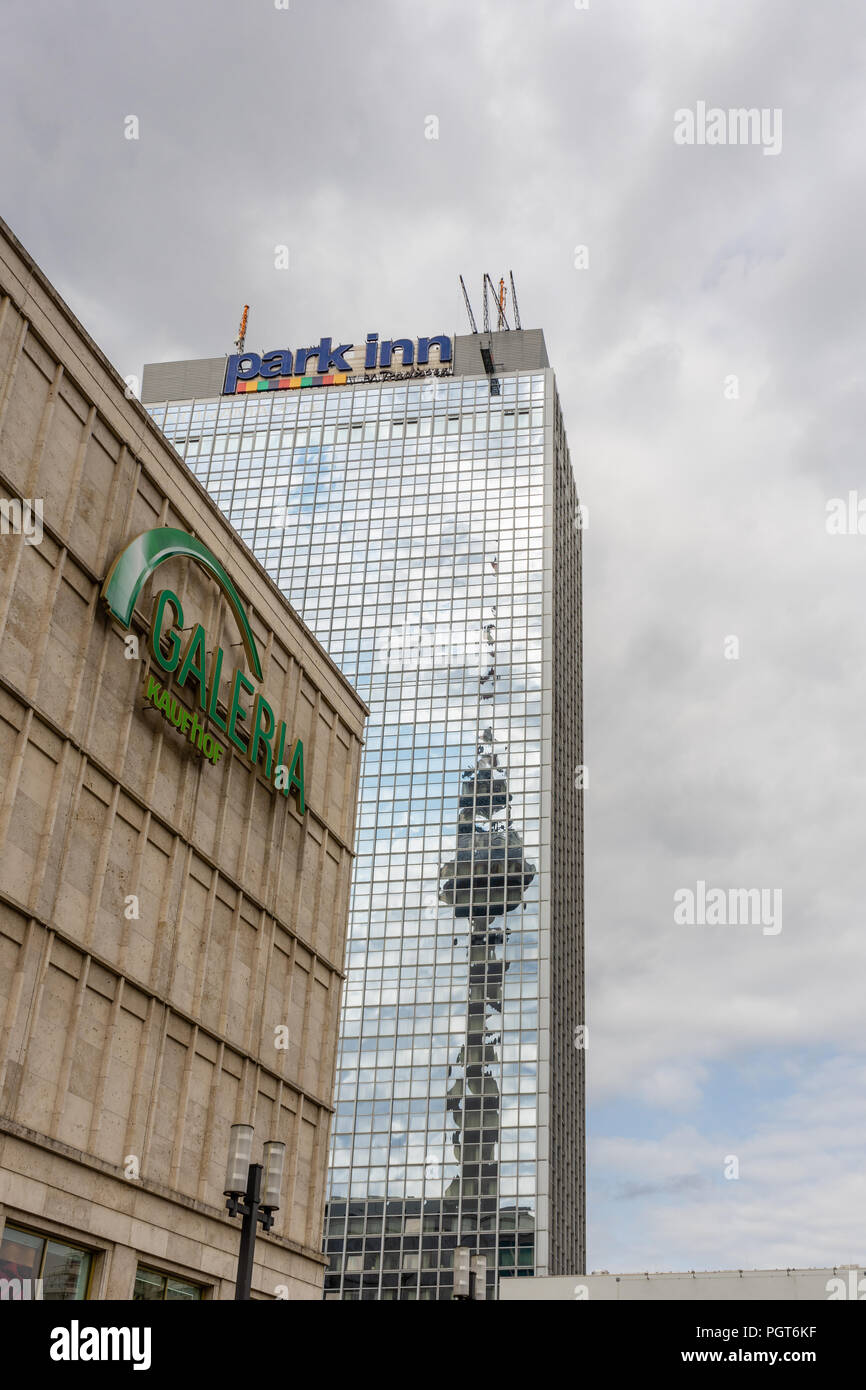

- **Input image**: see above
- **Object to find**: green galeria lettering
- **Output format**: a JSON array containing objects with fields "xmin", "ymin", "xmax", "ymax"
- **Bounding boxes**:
[
  {"xmin": 274, "ymin": 719, "xmax": 288, "ymax": 772},
  {"xmin": 249, "ymin": 694, "xmax": 276, "ymax": 778},
  {"xmin": 177, "ymin": 623, "xmax": 208, "ymax": 709},
  {"xmin": 227, "ymin": 667, "xmax": 255, "ymax": 753},
  {"xmin": 285, "ymin": 738, "xmax": 305, "ymax": 813},
  {"xmin": 207, "ymin": 644, "xmax": 227, "ymax": 732},
  {"xmin": 149, "ymin": 589, "xmax": 184, "ymax": 672},
  {"xmin": 144, "ymin": 586, "xmax": 306, "ymax": 812}
]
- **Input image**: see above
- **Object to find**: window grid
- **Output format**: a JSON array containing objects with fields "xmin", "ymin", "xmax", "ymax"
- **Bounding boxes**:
[{"xmin": 148, "ymin": 368, "xmax": 580, "ymax": 1298}]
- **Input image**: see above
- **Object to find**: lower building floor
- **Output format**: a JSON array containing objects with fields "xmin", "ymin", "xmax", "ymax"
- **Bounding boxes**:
[{"xmin": 0, "ymin": 1124, "xmax": 327, "ymax": 1300}]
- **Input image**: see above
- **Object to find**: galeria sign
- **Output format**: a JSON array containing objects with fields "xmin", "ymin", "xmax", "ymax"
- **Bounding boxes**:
[{"xmin": 101, "ymin": 528, "xmax": 305, "ymax": 811}]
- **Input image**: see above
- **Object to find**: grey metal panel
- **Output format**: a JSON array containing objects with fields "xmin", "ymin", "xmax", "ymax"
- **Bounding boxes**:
[
  {"xmin": 452, "ymin": 329, "xmax": 549, "ymax": 377},
  {"xmin": 142, "ymin": 356, "xmax": 226, "ymax": 403}
]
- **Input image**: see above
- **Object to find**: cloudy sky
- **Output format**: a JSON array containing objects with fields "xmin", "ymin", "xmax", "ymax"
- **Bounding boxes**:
[{"xmin": 2, "ymin": 0, "xmax": 865, "ymax": 1274}]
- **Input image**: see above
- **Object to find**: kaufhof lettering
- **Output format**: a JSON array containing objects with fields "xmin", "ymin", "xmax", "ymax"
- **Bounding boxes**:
[
  {"xmin": 224, "ymin": 332, "xmax": 452, "ymax": 394},
  {"xmin": 142, "ymin": 673, "xmax": 224, "ymax": 765}
]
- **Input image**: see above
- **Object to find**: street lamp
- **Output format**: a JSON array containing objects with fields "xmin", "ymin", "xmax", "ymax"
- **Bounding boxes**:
[{"xmin": 224, "ymin": 1124, "xmax": 287, "ymax": 1301}]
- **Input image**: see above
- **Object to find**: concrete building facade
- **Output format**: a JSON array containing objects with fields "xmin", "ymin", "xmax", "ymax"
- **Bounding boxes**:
[{"xmin": 0, "ymin": 217, "xmax": 366, "ymax": 1300}]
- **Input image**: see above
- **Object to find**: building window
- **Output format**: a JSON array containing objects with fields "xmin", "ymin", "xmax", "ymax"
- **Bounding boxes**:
[
  {"xmin": 133, "ymin": 1266, "xmax": 204, "ymax": 1301},
  {"xmin": 0, "ymin": 1222, "xmax": 92, "ymax": 1299}
]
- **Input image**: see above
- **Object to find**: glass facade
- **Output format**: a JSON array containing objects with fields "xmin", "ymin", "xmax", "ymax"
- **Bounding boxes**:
[{"xmin": 146, "ymin": 348, "xmax": 583, "ymax": 1299}]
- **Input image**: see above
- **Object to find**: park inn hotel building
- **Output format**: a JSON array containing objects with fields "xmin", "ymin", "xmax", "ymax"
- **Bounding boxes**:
[{"xmin": 142, "ymin": 320, "xmax": 586, "ymax": 1299}]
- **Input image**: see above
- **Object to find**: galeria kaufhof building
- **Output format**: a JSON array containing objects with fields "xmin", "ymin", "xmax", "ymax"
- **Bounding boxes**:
[
  {"xmin": 0, "ymin": 217, "xmax": 366, "ymax": 1301},
  {"xmin": 142, "ymin": 325, "xmax": 585, "ymax": 1299}
]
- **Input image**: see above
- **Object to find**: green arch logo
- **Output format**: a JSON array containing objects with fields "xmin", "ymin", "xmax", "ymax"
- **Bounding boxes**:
[{"xmin": 101, "ymin": 527, "xmax": 263, "ymax": 681}]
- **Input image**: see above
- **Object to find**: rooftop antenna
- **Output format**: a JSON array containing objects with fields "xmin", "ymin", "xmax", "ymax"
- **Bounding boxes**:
[
  {"xmin": 509, "ymin": 271, "xmax": 522, "ymax": 330},
  {"xmin": 459, "ymin": 275, "xmax": 479, "ymax": 333},
  {"xmin": 235, "ymin": 304, "xmax": 249, "ymax": 354},
  {"xmin": 482, "ymin": 273, "xmax": 511, "ymax": 330}
]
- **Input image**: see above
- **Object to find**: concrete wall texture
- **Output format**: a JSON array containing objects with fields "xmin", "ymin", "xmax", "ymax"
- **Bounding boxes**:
[{"xmin": 0, "ymin": 216, "xmax": 366, "ymax": 1299}]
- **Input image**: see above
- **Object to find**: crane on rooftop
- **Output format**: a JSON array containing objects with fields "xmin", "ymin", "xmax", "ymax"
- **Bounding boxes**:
[
  {"xmin": 459, "ymin": 275, "xmax": 478, "ymax": 333},
  {"xmin": 458, "ymin": 272, "xmax": 523, "ymax": 335},
  {"xmin": 235, "ymin": 305, "xmax": 249, "ymax": 354}
]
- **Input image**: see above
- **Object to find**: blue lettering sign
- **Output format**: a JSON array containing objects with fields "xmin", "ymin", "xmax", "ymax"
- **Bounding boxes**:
[{"xmin": 223, "ymin": 334, "xmax": 452, "ymax": 394}]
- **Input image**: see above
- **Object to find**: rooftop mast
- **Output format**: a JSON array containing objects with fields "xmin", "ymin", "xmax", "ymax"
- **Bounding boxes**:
[
  {"xmin": 509, "ymin": 271, "xmax": 522, "ymax": 330},
  {"xmin": 459, "ymin": 275, "xmax": 479, "ymax": 334},
  {"xmin": 235, "ymin": 304, "xmax": 249, "ymax": 354}
]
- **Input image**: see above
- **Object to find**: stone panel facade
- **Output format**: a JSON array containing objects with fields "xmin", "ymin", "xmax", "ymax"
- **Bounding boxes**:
[{"xmin": 0, "ymin": 217, "xmax": 366, "ymax": 1299}]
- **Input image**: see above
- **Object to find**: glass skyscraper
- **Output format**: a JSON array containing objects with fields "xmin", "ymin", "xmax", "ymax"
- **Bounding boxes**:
[{"xmin": 142, "ymin": 327, "xmax": 584, "ymax": 1299}]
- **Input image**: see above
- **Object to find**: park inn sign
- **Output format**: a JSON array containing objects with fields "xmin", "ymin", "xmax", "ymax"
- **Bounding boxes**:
[
  {"xmin": 100, "ymin": 528, "xmax": 305, "ymax": 811},
  {"xmin": 223, "ymin": 332, "xmax": 453, "ymax": 393}
]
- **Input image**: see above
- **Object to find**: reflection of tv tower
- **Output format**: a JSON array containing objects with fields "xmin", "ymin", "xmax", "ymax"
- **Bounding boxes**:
[{"xmin": 438, "ymin": 557, "xmax": 536, "ymax": 1196}]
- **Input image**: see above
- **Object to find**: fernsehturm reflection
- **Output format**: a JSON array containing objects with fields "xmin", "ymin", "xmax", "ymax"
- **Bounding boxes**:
[{"xmin": 438, "ymin": 580, "xmax": 536, "ymax": 1203}]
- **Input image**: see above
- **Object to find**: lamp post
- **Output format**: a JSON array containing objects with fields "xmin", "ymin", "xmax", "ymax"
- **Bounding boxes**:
[{"xmin": 224, "ymin": 1124, "xmax": 286, "ymax": 1301}]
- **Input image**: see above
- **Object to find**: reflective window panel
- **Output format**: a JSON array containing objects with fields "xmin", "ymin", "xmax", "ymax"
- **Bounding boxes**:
[{"xmin": 148, "ymin": 367, "xmax": 584, "ymax": 1299}]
